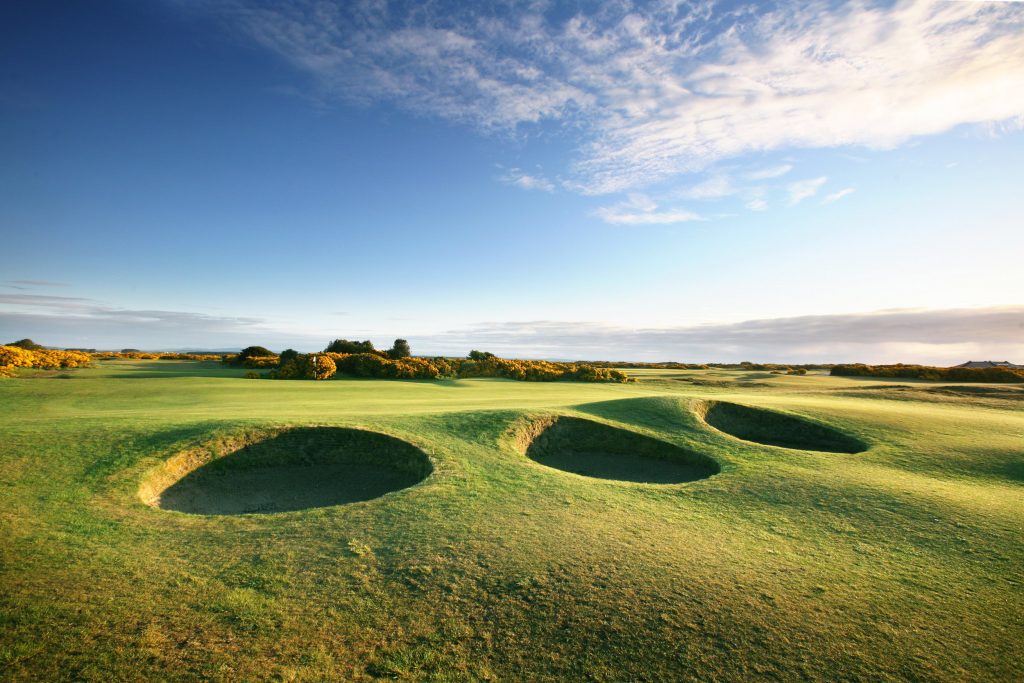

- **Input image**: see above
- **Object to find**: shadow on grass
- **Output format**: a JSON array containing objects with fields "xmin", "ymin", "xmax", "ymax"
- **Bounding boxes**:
[{"xmin": 96, "ymin": 360, "xmax": 244, "ymax": 379}]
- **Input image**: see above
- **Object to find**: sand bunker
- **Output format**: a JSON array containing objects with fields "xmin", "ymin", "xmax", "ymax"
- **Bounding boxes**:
[
  {"xmin": 142, "ymin": 427, "xmax": 431, "ymax": 515},
  {"xmin": 517, "ymin": 416, "xmax": 719, "ymax": 483},
  {"xmin": 698, "ymin": 401, "xmax": 867, "ymax": 453}
]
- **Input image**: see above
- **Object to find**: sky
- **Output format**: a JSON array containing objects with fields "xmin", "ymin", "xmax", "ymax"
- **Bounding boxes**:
[{"xmin": 1, "ymin": 0, "xmax": 1023, "ymax": 363}]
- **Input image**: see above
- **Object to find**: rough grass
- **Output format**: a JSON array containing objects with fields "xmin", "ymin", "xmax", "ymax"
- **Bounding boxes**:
[{"xmin": 1, "ymin": 360, "xmax": 1022, "ymax": 681}]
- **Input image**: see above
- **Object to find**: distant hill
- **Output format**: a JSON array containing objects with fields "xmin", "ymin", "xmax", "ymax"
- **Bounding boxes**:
[{"xmin": 954, "ymin": 360, "xmax": 1023, "ymax": 369}]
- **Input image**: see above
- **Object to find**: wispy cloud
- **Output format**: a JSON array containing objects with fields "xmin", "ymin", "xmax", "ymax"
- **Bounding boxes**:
[
  {"xmin": 4, "ymin": 280, "xmax": 70, "ymax": 290},
  {"xmin": 204, "ymin": 1, "xmax": 1024, "ymax": 194},
  {"xmin": 745, "ymin": 164, "xmax": 793, "ymax": 181},
  {"xmin": 593, "ymin": 194, "xmax": 702, "ymax": 225},
  {"xmin": 499, "ymin": 169, "xmax": 555, "ymax": 192},
  {"xmin": 417, "ymin": 306, "xmax": 1024, "ymax": 364},
  {"xmin": 672, "ymin": 175, "xmax": 736, "ymax": 200},
  {"xmin": 822, "ymin": 187, "xmax": 856, "ymax": 204},
  {"xmin": 787, "ymin": 177, "xmax": 828, "ymax": 205},
  {"xmin": 4, "ymin": 293, "xmax": 1022, "ymax": 363},
  {"xmin": 0, "ymin": 293, "xmax": 292, "ymax": 349}
]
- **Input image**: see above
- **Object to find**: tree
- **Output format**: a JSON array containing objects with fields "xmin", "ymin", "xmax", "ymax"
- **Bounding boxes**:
[
  {"xmin": 279, "ymin": 349, "xmax": 299, "ymax": 366},
  {"xmin": 235, "ymin": 345, "xmax": 275, "ymax": 365},
  {"xmin": 8, "ymin": 338, "xmax": 43, "ymax": 350},
  {"xmin": 468, "ymin": 350, "xmax": 495, "ymax": 361},
  {"xmin": 324, "ymin": 339, "xmax": 376, "ymax": 354},
  {"xmin": 387, "ymin": 339, "xmax": 411, "ymax": 359}
]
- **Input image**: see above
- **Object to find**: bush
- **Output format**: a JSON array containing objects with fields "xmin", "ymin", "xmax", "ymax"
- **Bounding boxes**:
[
  {"xmin": 284, "ymin": 354, "xmax": 337, "ymax": 380},
  {"xmin": 96, "ymin": 351, "xmax": 223, "ymax": 361},
  {"xmin": 268, "ymin": 350, "xmax": 629, "ymax": 384},
  {"xmin": 241, "ymin": 356, "xmax": 280, "ymax": 369},
  {"xmin": 0, "ymin": 345, "xmax": 94, "ymax": 377},
  {"xmin": 830, "ymin": 363, "xmax": 1024, "ymax": 383},
  {"xmin": 279, "ymin": 349, "xmax": 299, "ymax": 366}
]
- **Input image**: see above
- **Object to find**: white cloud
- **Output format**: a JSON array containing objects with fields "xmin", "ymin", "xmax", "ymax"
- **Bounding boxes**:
[
  {"xmin": 596, "ymin": 208, "xmax": 703, "ymax": 225},
  {"xmin": 594, "ymin": 193, "xmax": 702, "ymax": 225},
  {"xmin": 745, "ymin": 164, "xmax": 794, "ymax": 180},
  {"xmin": 822, "ymin": 187, "xmax": 856, "ymax": 204},
  {"xmin": 746, "ymin": 198, "xmax": 768, "ymax": 212},
  {"xmin": 206, "ymin": 1, "xmax": 1024, "ymax": 194},
  {"xmin": 500, "ymin": 170, "xmax": 555, "ymax": 192},
  {"xmin": 672, "ymin": 175, "xmax": 736, "ymax": 200},
  {"xmin": 787, "ymin": 176, "xmax": 828, "ymax": 205}
]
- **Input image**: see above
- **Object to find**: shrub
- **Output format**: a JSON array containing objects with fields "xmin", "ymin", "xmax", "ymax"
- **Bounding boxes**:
[
  {"xmin": 336, "ymin": 352, "xmax": 392, "ymax": 377},
  {"xmin": 279, "ymin": 349, "xmax": 299, "ymax": 366},
  {"xmin": 272, "ymin": 355, "xmax": 336, "ymax": 380},
  {"xmin": 268, "ymin": 350, "xmax": 629, "ymax": 383},
  {"xmin": 0, "ymin": 345, "xmax": 94, "ymax": 377},
  {"xmin": 244, "ymin": 371, "xmax": 261, "ymax": 379},
  {"xmin": 241, "ymin": 355, "xmax": 280, "ymax": 369},
  {"xmin": 830, "ymin": 363, "xmax": 1024, "ymax": 383}
]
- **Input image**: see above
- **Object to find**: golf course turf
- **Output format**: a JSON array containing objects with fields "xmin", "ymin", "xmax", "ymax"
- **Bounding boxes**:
[{"xmin": 1, "ymin": 360, "xmax": 1022, "ymax": 681}]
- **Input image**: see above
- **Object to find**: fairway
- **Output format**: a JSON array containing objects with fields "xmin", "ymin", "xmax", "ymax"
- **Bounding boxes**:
[{"xmin": 1, "ymin": 360, "xmax": 1022, "ymax": 681}]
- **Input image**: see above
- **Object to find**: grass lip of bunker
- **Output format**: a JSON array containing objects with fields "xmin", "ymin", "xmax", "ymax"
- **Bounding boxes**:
[
  {"xmin": 697, "ymin": 400, "xmax": 868, "ymax": 453},
  {"xmin": 516, "ymin": 415, "xmax": 719, "ymax": 484},
  {"xmin": 141, "ymin": 426, "xmax": 433, "ymax": 515}
]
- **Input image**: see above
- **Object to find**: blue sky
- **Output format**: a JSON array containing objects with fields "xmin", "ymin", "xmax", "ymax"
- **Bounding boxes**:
[{"xmin": 2, "ymin": 0, "xmax": 1023, "ymax": 362}]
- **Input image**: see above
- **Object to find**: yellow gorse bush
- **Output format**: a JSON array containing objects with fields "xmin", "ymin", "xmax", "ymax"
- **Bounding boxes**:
[
  {"xmin": 265, "ymin": 351, "xmax": 628, "ymax": 383},
  {"xmin": 93, "ymin": 351, "xmax": 225, "ymax": 361},
  {"xmin": 0, "ymin": 346, "xmax": 94, "ymax": 377},
  {"xmin": 1, "ymin": 348, "xmax": 231, "ymax": 377}
]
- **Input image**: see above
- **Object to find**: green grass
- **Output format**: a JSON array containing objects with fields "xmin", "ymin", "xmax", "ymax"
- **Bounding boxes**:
[{"xmin": 1, "ymin": 359, "xmax": 1022, "ymax": 681}]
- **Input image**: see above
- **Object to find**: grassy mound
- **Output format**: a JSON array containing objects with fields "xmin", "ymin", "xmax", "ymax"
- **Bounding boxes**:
[
  {"xmin": 143, "ymin": 426, "xmax": 432, "ymax": 515},
  {"xmin": 698, "ymin": 400, "xmax": 867, "ymax": 453},
  {"xmin": 518, "ymin": 415, "xmax": 719, "ymax": 483}
]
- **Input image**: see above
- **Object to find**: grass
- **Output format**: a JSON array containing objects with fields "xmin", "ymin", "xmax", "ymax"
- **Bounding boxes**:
[{"xmin": 1, "ymin": 359, "xmax": 1022, "ymax": 681}]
